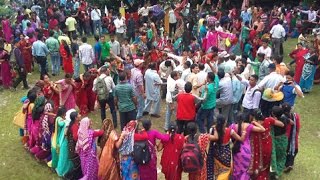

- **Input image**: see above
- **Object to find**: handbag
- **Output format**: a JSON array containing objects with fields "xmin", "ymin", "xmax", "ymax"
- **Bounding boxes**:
[{"xmin": 13, "ymin": 110, "xmax": 26, "ymax": 129}]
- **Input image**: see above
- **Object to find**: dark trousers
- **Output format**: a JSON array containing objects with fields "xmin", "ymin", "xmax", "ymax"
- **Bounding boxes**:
[
  {"xmin": 161, "ymin": 78, "xmax": 167, "ymax": 99},
  {"xmin": 120, "ymin": 109, "xmax": 137, "ymax": 130},
  {"xmin": 176, "ymin": 120, "xmax": 193, "ymax": 135},
  {"xmin": 78, "ymin": 21, "xmax": 85, "ymax": 36},
  {"xmin": 169, "ymin": 23, "xmax": 177, "ymax": 37},
  {"xmin": 68, "ymin": 30, "xmax": 76, "ymax": 39},
  {"xmin": 285, "ymin": 149, "xmax": 298, "ymax": 167},
  {"xmin": 196, "ymin": 107, "xmax": 214, "ymax": 133},
  {"xmin": 35, "ymin": 56, "xmax": 48, "ymax": 79},
  {"xmin": 243, "ymin": 107, "xmax": 254, "ymax": 117},
  {"xmin": 127, "ymin": 31, "xmax": 135, "ymax": 43},
  {"xmin": 260, "ymin": 99, "xmax": 281, "ymax": 117},
  {"xmin": 13, "ymin": 68, "xmax": 28, "ymax": 88},
  {"xmin": 98, "ymin": 94, "xmax": 117, "ymax": 128}
]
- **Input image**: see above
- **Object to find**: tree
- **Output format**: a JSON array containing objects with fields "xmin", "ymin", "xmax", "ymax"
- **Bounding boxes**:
[{"xmin": 0, "ymin": 0, "xmax": 13, "ymax": 17}]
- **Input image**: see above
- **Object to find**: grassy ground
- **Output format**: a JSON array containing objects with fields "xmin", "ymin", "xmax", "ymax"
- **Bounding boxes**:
[{"xmin": 0, "ymin": 38, "xmax": 320, "ymax": 179}]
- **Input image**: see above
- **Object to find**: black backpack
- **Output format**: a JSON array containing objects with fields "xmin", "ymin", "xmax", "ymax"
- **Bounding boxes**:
[{"xmin": 132, "ymin": 140, "xmax": 151, "ymax": 165}]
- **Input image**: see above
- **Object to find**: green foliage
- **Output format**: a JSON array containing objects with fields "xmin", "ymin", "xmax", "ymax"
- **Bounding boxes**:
[
  {"xmin": 0, "ymin": 6, "xmax": 12, "ymax": 17},
  {"xmin": 0, "ymin": 0, "xmax": 12, "ymax": 17}
]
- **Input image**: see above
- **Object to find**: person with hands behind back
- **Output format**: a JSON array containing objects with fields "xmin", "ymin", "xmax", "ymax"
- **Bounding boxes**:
[
  {"xmin": 249, "ymin": 109, "xmax": 284, "ymax": 180},
  {"xmin": 98, "ymin": 118, "xmax": 128, "ymax": 180},
  {"xmin": 207, "ymin": 115, "xmax": 246, "ymax": 180}
]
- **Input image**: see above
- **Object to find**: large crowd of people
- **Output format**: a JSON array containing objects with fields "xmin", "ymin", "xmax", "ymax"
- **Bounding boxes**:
[{"xmin": 5, "ymin": 0, "xmax": 320, "ymax": 179}]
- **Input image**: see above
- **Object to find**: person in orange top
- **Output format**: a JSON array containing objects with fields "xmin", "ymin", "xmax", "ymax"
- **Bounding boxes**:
[{"xmin": 273, "ymin": 56, "xmax": 289, "ymax": 76}]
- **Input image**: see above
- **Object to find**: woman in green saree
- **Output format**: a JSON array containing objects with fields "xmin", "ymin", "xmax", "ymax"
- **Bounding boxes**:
[
  {"xmin": 48, "ymin": 106, "xmax": 67, "ymax": 169},
  {"xmin": 55, "ymin": 109, "xmax": 76, "ymax": 176}
]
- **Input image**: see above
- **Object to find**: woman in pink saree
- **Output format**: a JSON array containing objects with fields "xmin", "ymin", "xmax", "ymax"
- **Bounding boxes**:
[
  {"xmin": 56, "ymin": 74, "xmax": 76, "ymax": 111},
  {"xmin": 0, "ymin": 38, "xmax": 11, "ymax": 88},
  {"xmin": 2, "ymin": 16, "xmax": 12, "ymax": 43},
  {"xmin": 206, "ymin": 28, "xmax": 235, "ymax": 52},
  {"xmin": 139, "ymin": 119, "xmax": 170, "ymax": 180},
  {"xmin": 76, "ymin": 117, "xmax": 104, "ymax": 180}
]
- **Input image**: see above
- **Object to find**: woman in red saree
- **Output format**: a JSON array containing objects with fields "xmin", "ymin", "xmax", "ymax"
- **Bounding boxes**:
[
  {"xmin": 74, "ymin": 77, "xmax": 88, "ymax": 116},
  {"xmin": 19, "ymin": 35, "xmax": 33, "ymax": 73},
  {"xmin": 159, "ymin": 123, "xmax": 184, "ymax": 180},
  {"xmin": 42, "ymin": 74, "xmax": 60, "ymax": 112},
  {"xmin": 60, "ymin": 40, "xmax": 74, "ymax": 75},
  {"xmin": 85, "ymin": 69, "xmax": 98, "ymax": 112},
  {"xmin": 289, "ymin": 43, "xmax": 309, "ymax": 84},
  {"xmin": 249, "ymin": 110, "xmax": 284, "ymax": 180}
]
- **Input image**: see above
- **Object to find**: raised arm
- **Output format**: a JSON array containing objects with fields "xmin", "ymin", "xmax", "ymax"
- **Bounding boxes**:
[{"xmin": 251, "ymin": 121, "xmax": 266, "ymax": 132}]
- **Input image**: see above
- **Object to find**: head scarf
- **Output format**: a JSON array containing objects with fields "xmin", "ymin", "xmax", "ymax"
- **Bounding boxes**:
[
  {"xmin": 76, "ymin": 117, "xmax": 91, "ymax": 152},
  {"xmin": 118, "ymin": 120, "xmax": 137, "ymax": 155},
  {"xmin": 99, "ymin": 118, "xmax": 114, "ymax": 149},
  {"xmin": 41, "ymin": 102, "xmax": 53, "ymax": 150},
  {"xmin": 66, "ymin": 109, "xmax": 76, "ymax": 122},
  {"xmin": 32, "ymin": 96, "xmax": 46, "ymax": 120}
]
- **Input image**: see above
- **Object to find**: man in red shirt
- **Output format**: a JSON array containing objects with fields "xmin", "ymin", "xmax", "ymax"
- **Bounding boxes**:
[{"xmin": 175, "ymin": 82, "xmax": 204, "ymax": 135}]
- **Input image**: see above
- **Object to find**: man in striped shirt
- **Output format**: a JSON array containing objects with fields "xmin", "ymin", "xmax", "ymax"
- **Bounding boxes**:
[{"xmin": 114, "ymin": 72, "xmax": 137, "ymax": 130}]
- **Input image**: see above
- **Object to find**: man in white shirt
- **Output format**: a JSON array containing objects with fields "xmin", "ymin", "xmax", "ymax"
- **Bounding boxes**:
[
  {"xmin": 215, "ymin": 21, "xmax": 223, "ymax": 32},
  {"xmin": 91, "ymin": 6, "xmax": 102, "ymax": 35},
  {"xmin": 236, "ymin": 74, "xmax": 261, "ymax": 116},
  {"xmin": 114, "ymin": 14, "xmax": 126, "ymax": 43},
  {"xmin": 257, "ymin": 39, "xmax": 272, "ymax": 59},
  {"xmin": 180, "ymin": 61, "xmax": 191, "ymax": 82},
  {"xmin": 138, "ymin": 4, "xmax": 150, "ymax": 23},
  {"xmin": 197, "ymin": 63, "xmax": 208, "ymax": 94},
  {"xmin": 270, "ymin": 20, "xmax": 286, "ymax": 57},
  {"xmin": 224, "ymin": 54, "xmax": 237, "ymax": 74},
  {"xmin": 65, "ymin": 14, "xmax": 77, "ymax": 38},
  {"xmin": 168, "ymin": 7, "xmax": 177, "ymax": 38},
  {"xmin": 109, "ymin": 34, "xmax": 121, "ymax": 56},
  {"xmin": 79, "ymin": 36, "xmax": 94, "ymax": 71},
  {"xmin": 165, "ymin": 71, "xmax": 179, "ymax": 130},
  {"xmin": 143, "ymin": 63, "xmax": 163, "ymax": 118},
  {"xmin": 159, "ymin": 55, "xmax": 176, "ymax": 99},
  {"xmin": 92, "ymin": 65, "xmax": 117, "ymax": 125},
  {"xmin": 299, "ymin": 7, "xmax": 318, "ymax": 30},
  {"xmin": 257, "ymin": 63, "xmax": 286, "ymax": 116}
]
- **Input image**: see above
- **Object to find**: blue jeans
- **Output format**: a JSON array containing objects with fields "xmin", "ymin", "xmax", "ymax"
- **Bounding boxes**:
[
  {"xmin": 144, "ymin": 98, "xmax": 161, "ymax": 115},
  {"xmin": 165, "ymin": 103, "xmax": 176, "ymax": 130},
  {"xmin": 50, "ymin": 52, "xmax": 60, "ymax": 75},
  {"xmin": 83, "ymin": 64, "xmax": 93, "ymax": 72},
  {"xmin": 73, "ymin": 57, "xmax": 80, "ymax": 78},
  {"xmin": 196, "ymin": 107, "xmax": 215, "ymax": 133},
  {"xmin": 92, "ymin": 20, "xmax": 102, "ymax": 35},
  {"xmin": 136, "ymin": 94, "xmax": 145, "ymax": 119}
]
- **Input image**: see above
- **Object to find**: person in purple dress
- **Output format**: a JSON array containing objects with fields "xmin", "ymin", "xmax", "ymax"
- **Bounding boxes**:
[
  {"xmin": 2, "ymin": 16, "xmax": 12, "ymax": 43},
  {"xmin": 230, "ymin": 113, "xmax": 266, "ymax": 180},
  {"xmin": 139, "ymin": 119, "xmax": 170, "ymax": 180}
]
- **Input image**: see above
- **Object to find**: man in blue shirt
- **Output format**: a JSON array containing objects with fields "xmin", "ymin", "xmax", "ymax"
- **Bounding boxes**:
[
  {"xmin": 32, "ymin": 34, "xmax": 49, "ymax": 79},
  {"xmin": 240, "ymin": 6, "xmax": 252, "ymax": 24},
  {"xmin": 94, "ymin": 35, "xmax": 102, "ymax": 67}
]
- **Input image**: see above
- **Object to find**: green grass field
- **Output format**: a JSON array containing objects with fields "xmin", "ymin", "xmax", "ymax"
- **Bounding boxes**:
[{"xmin": 0, "ymin": 38, "xmax": 319, "ymax": 179}]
